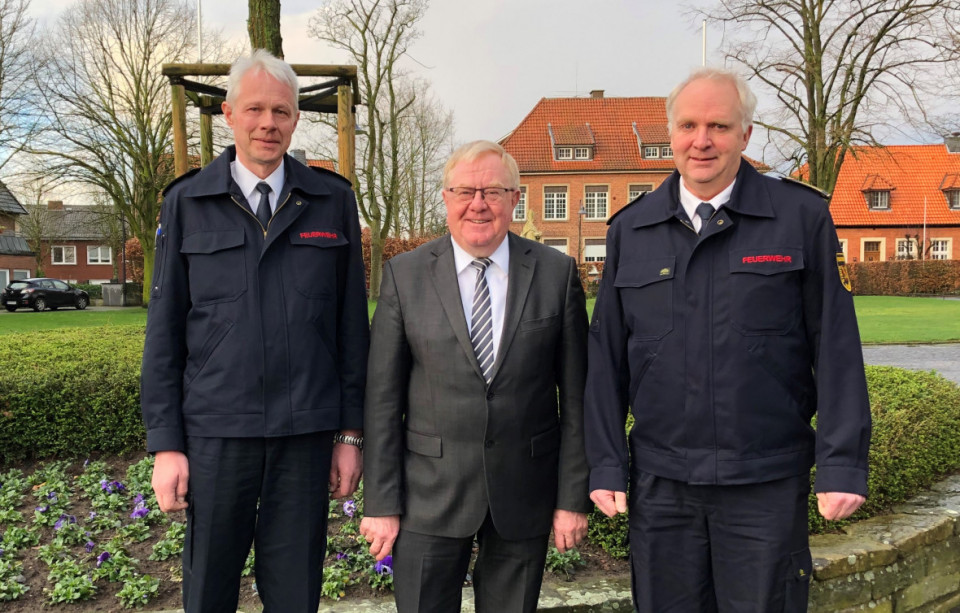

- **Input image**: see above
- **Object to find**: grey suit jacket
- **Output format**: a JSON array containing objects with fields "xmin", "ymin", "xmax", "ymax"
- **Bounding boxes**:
[{"xmin": 363, "ymin": 232, "xmax": 590, "ymax": 540}]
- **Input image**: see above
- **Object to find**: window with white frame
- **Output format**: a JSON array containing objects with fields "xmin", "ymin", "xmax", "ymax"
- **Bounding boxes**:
[
  {"xmin": 660, "ymin": 146, "xmax": 673, "ymax": 158},
  {"xmin": 543, "ymin": 238, "xmax": 568, "ymax": 254},
  {"xmin": 584, "ymin": 186, "xmax": 608, "ymax": 220},
  {"xmin": 629, "ymin": 183, "xmax": 654, "ymax": 200},
  {"xmin": 583, "ymin": 238, "xmax": 606, "ymax": 262},
  {"xmin": 87, "ymin": 245, "xmax": 112, "ymax": 265},
  {"xmin": 512, "ymin": 186, "xmax": 527, "ymax": 222},
  {"xmin": 51, "ymin": 245, "xmax": 76, "ymax": 265},
  {"xmin": 556, "ymin": 147, "xmax": 573, "ymax": 160},
  {"xmin": 866, "ymin": 191, "xmax": 890, "ymax": 210},
  {"xmin": 643, "ymin": 146, "xmax": 659, "ymax": 159},
  {"xmin": 574, "ymin": 147, "xmax": 591, "ymax": 160},
  {"xmin": 838, "ymin": 239, "xmax": 848, "ymax": 259},
  {"xmin": 931, "ymin": 238, "xmax": 951, "ymax": 260},
  {"xmin": 896, "ymin": 238, "xmax": 919, "ymax": 260},
  {"xmin": 543, "ymin": 187, "xmax": 568, "ymax": 220},
  {"xmin": 946, "ymin": 190, "xmax": 960, "ymax": 209}
]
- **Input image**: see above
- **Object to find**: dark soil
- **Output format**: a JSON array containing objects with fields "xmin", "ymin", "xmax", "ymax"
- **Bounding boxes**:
[{"xmin": 0, "ymin": 454, "xmax": 627, "ymax": 612}]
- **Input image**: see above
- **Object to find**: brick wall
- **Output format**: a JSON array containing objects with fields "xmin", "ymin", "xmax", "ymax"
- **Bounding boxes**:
[
  {"xmin": 509, "ymin": 171, "xmax": 673, "ymax": 261},
  {"xmin": 837, "ymin": 227, "xmax": 960, "ymax": 262},
  {"xmin": 42, "ymin": 239, "xmax": 125, "ymax": 283}
]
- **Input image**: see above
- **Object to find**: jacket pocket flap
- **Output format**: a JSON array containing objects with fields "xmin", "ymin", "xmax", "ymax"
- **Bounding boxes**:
[
  {"xmin": 730, "ymin": 248, "xmax": 804, "ymax": 274},
  {"xmin": 180, "ymin": 229, "xmax": 245, "ymax": 254},
  {"xmin": 289, "ymin": 229, "xmax": 349, "ymax": 248},
  {"xmin": 518, "ymin": 313, "xmax": 560, "ymax": 331},
  {"xmin": 531, "ymin": 426, "xmax": 561, "ymax": 457},
  {"xmin": 613, "ymin": 256, "xmax": 676, "ymax": 288},
  {"xmin": 405, "ymin": 430, "xmax": 442, "ymax": 457}
]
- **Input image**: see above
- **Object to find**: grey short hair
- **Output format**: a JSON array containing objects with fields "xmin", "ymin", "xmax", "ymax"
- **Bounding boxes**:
[
  {"xmin": 443, "ymin": 140, "xmax": 520, "ymax": 188},
  {"xmin": 225, "ymin": 49, "xmax": 299, "ymax": 112},
  {"xmin": 666, "ymin": 67, "xmax": 756, "ymax": 133}
]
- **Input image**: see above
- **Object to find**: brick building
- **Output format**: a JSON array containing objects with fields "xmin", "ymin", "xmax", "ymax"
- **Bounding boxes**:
[
  {"xmin": 29, "ymin": 201, "xmax": 126, "ymax": 284},
  {"xmin": 0, "ymin": 181, "xmax": 34, "ymax": 287},
  {"xmin": 821, "ymin": 137, "xmax": 960, "ymax": 261},
  {"xmin": 500, "ymin": 92, "xmax": 765, "ymax": 264}
]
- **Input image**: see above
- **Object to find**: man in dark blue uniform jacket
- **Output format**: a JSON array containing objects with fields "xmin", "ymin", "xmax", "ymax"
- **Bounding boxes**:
[
  {"xmin": 140, "ymin": 50, "xmax": 368, "ymax": 612},
  {"xmin": 585, "ymin": 68, "xmax": 871, "ymax": 612}
]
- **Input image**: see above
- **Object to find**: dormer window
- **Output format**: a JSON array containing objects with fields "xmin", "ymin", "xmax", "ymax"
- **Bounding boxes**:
[
  {"xmin": 556, "ymin": 147, "xmax": 573, "ymax": 160},
  {"xmin": 866, "ymin": 191, "xmax": 890, "ymax": 210},
  {"xmin": 644, "ymin": 146, "xmax": 659, "ymax": 159},
  {"xmin": 574, "ymin": 147, "xmax": 591, "ymax": 160},
  {"xmin": 661, "ymin": 146, "xmax": 673, "ymax": 159},
  {"xmin": 946, "ymin": 189, "xmax": 960, "ymax": 209}
]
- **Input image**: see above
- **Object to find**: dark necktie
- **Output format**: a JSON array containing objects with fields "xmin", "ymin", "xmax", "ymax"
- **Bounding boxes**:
[
  {"xmin": 255, "ymin": 182, "xmax": 273, "ymax": 229},
  {"xmin": 469, "ymin": 258, "xmax": 495, "ymax": 384},
  {"xmin": 696, "ymin": 202, "xmax": 715, "ymax": 234}
]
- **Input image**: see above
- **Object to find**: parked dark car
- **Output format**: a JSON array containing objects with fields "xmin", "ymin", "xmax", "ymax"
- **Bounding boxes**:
[{"xmin": 2, "ymin": 278, "xmax": 89, "ymax": 312}]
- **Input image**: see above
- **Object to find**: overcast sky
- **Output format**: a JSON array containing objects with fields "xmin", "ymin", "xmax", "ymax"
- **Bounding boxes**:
[{"xmin": 29, "ymin": 0, "xmax": 736, "ymax": 151}]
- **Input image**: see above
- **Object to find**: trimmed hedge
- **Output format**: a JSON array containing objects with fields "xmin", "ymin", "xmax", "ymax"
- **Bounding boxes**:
[
  {"xmin": 848, "ymin": 260, "xmax": 960, "ymax": 295},
  {"xmin": 0, "ymin": 326, "xmax": 146, "ymax": 465}
]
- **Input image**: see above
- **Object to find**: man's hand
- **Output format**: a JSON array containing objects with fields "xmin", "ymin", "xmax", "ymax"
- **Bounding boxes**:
[
  {"xmin": 817, "ymin": 492, "xmax": 865, "ymax": 520},
  {"xmin": 152, "ymin": 450, "xmax": 189, "ymax": 513},
  {"xmin": 329, "ymin": 429, "xmax": 363, "ymax": 499},
  {"xmin": 359, "ymin": 515, "xmax": 400, "ymax": 561},
  {"xmin": 552, "ymin": 509, "xmax": 588, "ymax": 553},
  {"xmin": 590, "ymin": 489, "xmax": 627, "ymax": 518}
]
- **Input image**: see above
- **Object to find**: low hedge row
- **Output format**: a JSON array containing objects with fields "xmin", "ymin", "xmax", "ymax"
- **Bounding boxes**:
[
  {"xmin": 2, "ymin": 329, "xmax": 960, "ymax": 559},
  {"xmin": 848, "ymin": 260, "xmax": 960, "ymax": 295},
  {"xmin": 0, "ymin": 326, "xmax": 146, "ymax": 464}
]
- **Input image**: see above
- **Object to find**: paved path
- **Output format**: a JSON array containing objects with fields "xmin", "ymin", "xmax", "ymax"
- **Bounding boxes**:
[{"xmin": 862, "ymin": 343, "xmax": 960, "ymax": 384}]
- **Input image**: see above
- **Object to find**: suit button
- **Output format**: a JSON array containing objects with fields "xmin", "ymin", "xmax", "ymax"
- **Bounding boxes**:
[
  {"xmin": 484, "ymin": 440, "xmax": 494, "ymax": 448},
  {"xmin": 486, "ymin": 392, "xmax": 494, "ymax": 400}
]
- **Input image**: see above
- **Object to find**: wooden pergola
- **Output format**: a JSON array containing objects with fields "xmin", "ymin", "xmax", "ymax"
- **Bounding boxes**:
[{"xmin": 161, "ymin": 63, "xmax": 361, "ymax": 182}]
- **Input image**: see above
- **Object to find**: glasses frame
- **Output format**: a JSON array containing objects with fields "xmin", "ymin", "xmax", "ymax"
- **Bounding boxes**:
[{"xmin": 446, "ymin": 187, "xmax": 517, "ymax": 203}]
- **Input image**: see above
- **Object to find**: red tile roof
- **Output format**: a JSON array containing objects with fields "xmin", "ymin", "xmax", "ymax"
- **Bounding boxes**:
[
  {"xmin": 502, "ymin": 96, "xmax": 767, "ymax": 174},
  {"xmin": 502, "ymin": 97, "xmax": 676, "ymax": 173},
  {"xmin": 827, "ymin": 145, "xmax": 960, "ymax": 226},
  {"xmin": 307, "ymin": 159, "xmax": 336, "ymax": 172}
]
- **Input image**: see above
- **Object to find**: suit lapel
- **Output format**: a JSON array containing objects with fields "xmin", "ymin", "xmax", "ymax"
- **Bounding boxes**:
[
  {"xmin": 430, "ymin": 237, "xmax": 486, "ymax": 381},
  {"xmin": 491, "ymin": 233, "xmax": 535, "ymax": 383}
]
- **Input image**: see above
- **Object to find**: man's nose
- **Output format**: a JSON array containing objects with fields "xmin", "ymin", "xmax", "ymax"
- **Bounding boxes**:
[{"xmin": 692, "ymin": 127, "xmax": 711, "ymax": 148}]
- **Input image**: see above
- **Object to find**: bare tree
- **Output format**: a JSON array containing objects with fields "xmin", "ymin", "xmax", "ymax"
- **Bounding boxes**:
[
  {"xmin": 697, "ymin": 0, "xmax": 960, "ymax": 193},
  {"xmin": 0, "ymin": 0, "xmax": 40, "ymax": 172},
  {"xmin": 30, "ymin": 0, "xmax": 196, "ymax": 304},
  {"xmin": 10, "ymin": 176, "xmax": 61, "ymax": 277},
  {"xmin": 309, "ymin": 0, "xmax": 427, "ymax": 300},
  {"xmin": 248, "ymin": 0, "xmax": 283, "ymax": 57},
  {"xmin": 393, "ymin": 79, "xmax": 454, "ymax": 238}
]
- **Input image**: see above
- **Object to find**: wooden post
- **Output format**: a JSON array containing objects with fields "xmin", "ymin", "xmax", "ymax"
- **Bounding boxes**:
[
  {"xmin": 337, "ymin": 83, "xmax": 356, "ymax": 184},
  {"xmin": 171, "ymin": 83, "xmax": 189, "ymax": 177},
  {"xmin": 199, "ymin": 95, "xmax": 214, "ymax": 167}
]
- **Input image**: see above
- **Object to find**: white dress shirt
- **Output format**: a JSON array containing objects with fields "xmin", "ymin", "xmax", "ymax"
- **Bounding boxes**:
[
  {"xmin": 230, "ymin": 160, "xmax": 285, "ymax": 216},
  {"xmin": 679, "ymin": 178, "xmax": 737, "ymax": 233},
  {"xmin": 452, "ymin": 236, "xmax": 510, "ymax": 365}
]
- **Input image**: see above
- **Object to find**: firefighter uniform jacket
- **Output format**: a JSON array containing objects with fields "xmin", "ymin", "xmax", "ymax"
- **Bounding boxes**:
[
  {"xmin": 141, "ymin": 146, "xmax": 369, "ymax": 452},
  {"xmin": 585, "ymin": 160, "xmax": 871, "ymax": 496}
]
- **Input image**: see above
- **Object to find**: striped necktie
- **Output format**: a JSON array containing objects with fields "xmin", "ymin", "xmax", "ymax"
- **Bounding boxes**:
[{"xmin": 469, "ymin": 258, "xmax": 495, "ymax": 383}]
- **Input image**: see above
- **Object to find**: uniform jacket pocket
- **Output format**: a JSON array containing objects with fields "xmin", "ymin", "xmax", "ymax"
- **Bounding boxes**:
[
  {"xmin": 729, "ymin": 248, "xmax": 804, "ymax": 335},
  {"xmin": 613, "ymin": 256, "xmax": 675, "ymax": 340},
  {"xmin": 180, "ymin": 229, "xmax": 246, "ymax": 305}
]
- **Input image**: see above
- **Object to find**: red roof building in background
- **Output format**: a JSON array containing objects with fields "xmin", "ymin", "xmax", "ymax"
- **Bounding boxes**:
[
  {"xmin": 814, "ymin": 137, "xmax": 960, "ymax": 262},
  {"xmin": 500, "ymin": 91, "xmax": 765, "ymax": 264}
]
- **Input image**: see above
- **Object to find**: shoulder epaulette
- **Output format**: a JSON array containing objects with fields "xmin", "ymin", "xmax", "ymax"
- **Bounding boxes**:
[
  {"xmin": 310, "ymin": 165, "xmax": 353, "ymax": 188},
  {"xmin": 162, "ymin": 168, "xmax": 201, "ymax": 196},
  {"xmin": 780, "ymin": 176, "xmax": 830, "ymax": 200},
  {"xmin": 606, "ymin": 192, "xmax": 646, "ymax": 226}
]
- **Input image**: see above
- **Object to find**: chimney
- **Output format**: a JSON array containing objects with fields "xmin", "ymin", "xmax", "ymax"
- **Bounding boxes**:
[
  {"xmin": 589, "ymin": 90, "xmax": 605, "ymax": 99},
  {"xmin": 289, "ymin": 149, "xmax": 308, "ymax": 166},
  {"xmin": 47, "ymin": 200, "xmax": 64, "ymax": 210},
  {"xmin": 946, "ymin": 132, "xmax": 960, "ymax": 154}
]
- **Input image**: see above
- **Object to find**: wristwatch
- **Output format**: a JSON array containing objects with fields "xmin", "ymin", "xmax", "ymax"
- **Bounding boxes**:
[{"xmin": 333, "ymin": 432, "xmax": 364, "ymax": 450}]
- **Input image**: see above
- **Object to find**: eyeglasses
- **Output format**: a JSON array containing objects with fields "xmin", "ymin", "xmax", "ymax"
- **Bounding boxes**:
[{"xmin": 446, "ymin": 187, "xmax": 515, "ymax": 204}]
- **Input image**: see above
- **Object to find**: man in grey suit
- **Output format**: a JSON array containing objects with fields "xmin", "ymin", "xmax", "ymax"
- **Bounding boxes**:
[{"xmin": 359, "ymin": 140, "xmax": 590, "ymax": 613}]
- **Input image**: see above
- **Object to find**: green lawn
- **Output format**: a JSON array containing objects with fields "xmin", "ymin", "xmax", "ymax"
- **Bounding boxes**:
[{"xmin": 2, "ymin": 296, "xmax": 959, "ymax": 344}]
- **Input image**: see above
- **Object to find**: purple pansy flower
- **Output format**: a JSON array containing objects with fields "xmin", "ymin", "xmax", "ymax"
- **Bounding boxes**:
[
  {"xmin": 85, "ymin": 541, "xmax": 96, "ymax": 553},
  {"xmin": 343, "ymin": 500, "xmax": 357, "ymax": 518},
  {"xmin": 88, "ymin": 511, "xmax": 97, "ymax": 520},
  {"xmin": 54, "ymin": 514, "xmax": 76, "ymax": 530},
  {"xmin": 96, "ymin": 551, "xmax": 111, "ymax": 567},
  {"xmin": 374, "ymin": 555, "xmax": 393, "ymax": 575},
  {"xmin": 130, "ymin": 500, "xmax": 150, "ymax": 519},
  {"xmin": 47, "ymin": 492, "xmax": 58, "ymax": 501},
  {"xmin": 35, "ymin": 505, "xmax": 49, "ymax": 513},
  {"xmin": 336, "ymin": 552, "xmax": 349, "ymax": 560}
]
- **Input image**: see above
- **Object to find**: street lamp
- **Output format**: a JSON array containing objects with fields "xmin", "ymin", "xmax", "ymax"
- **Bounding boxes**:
[{"xmin": 578, "ymin": 203, "xmax": 587, "ymax": 264}]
